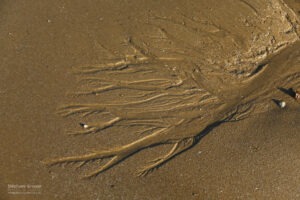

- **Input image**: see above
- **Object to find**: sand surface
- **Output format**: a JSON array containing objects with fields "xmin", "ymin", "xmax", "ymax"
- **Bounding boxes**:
[{"xmin": 1, "ymin": 0, "xmax": 300, "ymax": 199}]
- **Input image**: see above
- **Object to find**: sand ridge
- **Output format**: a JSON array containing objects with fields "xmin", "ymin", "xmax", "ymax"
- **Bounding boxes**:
[{"xmin": 43, "ymin": 0, "xmax": 300, "ymax": 178}]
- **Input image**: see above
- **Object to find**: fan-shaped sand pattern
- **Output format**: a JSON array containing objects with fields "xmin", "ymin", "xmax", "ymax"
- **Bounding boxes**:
[{"xmin": 43, "ymin": 0, "xmax": 300, "ymax": 178}]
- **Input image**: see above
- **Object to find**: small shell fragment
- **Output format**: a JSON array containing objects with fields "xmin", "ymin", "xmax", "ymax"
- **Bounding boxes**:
[
  {"xmin": 79, "ymin": 122, "xmax": 89, "ymax": 129},
  {"xmin": 279, "ymin": 101, "xmax": 286, "ymax": 108},
  {"xmin": 295, "ymin": 90, "xmax": 300, "ymax": 100}
]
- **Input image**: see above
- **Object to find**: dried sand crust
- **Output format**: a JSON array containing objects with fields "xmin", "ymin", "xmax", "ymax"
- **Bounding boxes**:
[{"xmin": 44, "ymin": 0, "xmax": 300, "ymax": 178}]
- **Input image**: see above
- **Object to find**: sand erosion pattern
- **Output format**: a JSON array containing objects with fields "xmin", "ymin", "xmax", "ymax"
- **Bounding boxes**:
[{"xmin": 43, "ymin": 0, "xmax": 300, "ymax": 178}]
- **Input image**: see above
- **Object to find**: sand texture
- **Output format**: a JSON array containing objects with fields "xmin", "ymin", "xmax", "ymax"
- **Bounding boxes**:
[{"xmin": 0, "ymin": 0, "xmax": 300, "ymax": 199}]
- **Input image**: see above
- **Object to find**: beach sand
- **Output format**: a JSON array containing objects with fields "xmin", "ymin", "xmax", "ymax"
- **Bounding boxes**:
[{"xmin": 1, "ymin": 0, "xmax": 300, "ymax": 199}]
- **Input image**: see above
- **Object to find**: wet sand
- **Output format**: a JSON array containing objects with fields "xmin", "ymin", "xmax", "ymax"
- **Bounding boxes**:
[{"xmin": 1, "ymin": 0, "xmax": 300, "ymax": 199}]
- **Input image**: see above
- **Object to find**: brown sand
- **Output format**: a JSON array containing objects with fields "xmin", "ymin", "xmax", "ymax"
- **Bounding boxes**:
[{"xmin": 1, "ymin": 0, "xmax": 300, "ymax": 199}]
